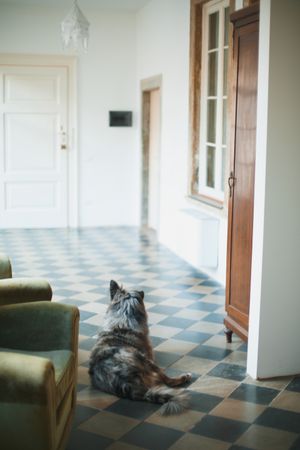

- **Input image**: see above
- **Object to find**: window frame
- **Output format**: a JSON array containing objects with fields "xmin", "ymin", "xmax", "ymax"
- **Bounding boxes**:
[{"xmin": 189, "ymin": 0, "xmax": 233, "ymax": 208}]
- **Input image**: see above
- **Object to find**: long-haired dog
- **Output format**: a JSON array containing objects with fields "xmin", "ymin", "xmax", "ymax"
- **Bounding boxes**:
[{"xmin": 89, "ymin": 280, "xmax": 191, "ymax": 415}]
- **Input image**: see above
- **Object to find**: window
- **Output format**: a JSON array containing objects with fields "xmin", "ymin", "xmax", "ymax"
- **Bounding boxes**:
[{"xmin": 189, "ymin": 0, "xmax": 230, "ymax": 206}]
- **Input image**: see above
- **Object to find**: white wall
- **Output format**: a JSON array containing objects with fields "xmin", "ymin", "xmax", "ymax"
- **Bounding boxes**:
[
  {"xmin": 0, "ymin": 2, "xmax": 139, "ymax": 226},
  {"xmin": 248, "ymin": 0, "xmax": 300, "ymax": 378},
  {"xmin": 137, "ymin": 0, "xmax": 227, "ymax": 283}
]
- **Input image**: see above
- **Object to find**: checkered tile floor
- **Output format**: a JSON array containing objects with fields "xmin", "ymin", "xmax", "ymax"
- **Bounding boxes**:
[{"xmin": 1, "ymin": 227, "xmax": 300, "ymax": 450}]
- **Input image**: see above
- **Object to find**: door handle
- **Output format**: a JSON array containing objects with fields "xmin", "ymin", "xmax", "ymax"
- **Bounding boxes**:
[
  {"xmin": 60, "ymin": 127, "xmax": 68, "ymax": 150},
  {"xmin": 228, "ymin": 171, "xmax": 236, "ymax": 197}
]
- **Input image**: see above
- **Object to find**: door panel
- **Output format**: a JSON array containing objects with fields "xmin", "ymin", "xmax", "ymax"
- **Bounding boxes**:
[
  {"xmin": 5, "ymin": 114, "xmax": 57, "ymax": 171},
  {"xmin": 5, "ymin": 182, "xmax": 57, "ymax": 210},
  {"xmin": 0, "ymin": 65, "xmax": 68, "ymax": 228},
  {"xmin": 229, "ymin": 25, "xmax": 258, "ymax": 318},
  {"xmin": 225, "ymin": 6, "xmax": 259, "ymax": 341}
]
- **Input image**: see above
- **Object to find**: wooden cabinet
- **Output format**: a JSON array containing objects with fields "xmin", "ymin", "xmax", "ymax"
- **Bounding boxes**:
[{"xmin": 224, "ymin": 5, "xmax": 259, "ymax": 343}]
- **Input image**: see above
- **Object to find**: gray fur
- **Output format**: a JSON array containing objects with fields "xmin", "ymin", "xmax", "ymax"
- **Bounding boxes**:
[{"xmin": 89, "ymin": 280, "xmax": 191, "ymax": 415}]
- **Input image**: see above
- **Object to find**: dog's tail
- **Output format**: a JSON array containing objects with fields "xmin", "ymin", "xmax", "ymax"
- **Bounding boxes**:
[{"xmin": 144, "ymin": 385, "xmax": 190, "ymax": 415}]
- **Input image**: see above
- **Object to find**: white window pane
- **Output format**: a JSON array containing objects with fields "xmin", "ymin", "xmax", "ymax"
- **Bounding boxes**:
[
  {"xmin": 221, "ymin": 146, "xmax": 226, "ymax": 192},
  {"xmin": 223, "ymin": 48, "xmax": 228, "ymax": 96},
  {"xmin": 207, "ymin": 146, "xmax": 216, "ymax": 188},
  {"xmin": 222, "ymin": 98, "xmax": 227, "ymax": 146},
  {"xmin": 209, "ymin": 12, "xmax": 219, "ymax": 50},
  {"xmin": 207, "ymin": 99, "xmax": 217, "ymax": 143},
  {"xmin": 224, "ymin": 7, "xmax": 230, "ymax": 46},
  {"xmin": 208, "ymin": 52, "xmax": 218, "ymax": 96}
]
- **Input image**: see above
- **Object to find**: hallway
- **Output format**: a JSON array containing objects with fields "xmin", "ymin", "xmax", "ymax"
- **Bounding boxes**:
[{"xmin": 1, "ymin": 227, "xmax": 299, "ymax": 450}]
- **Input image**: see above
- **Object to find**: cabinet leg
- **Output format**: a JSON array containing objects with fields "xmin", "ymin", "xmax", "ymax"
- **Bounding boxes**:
[{"xmin": 225, "ymin": 328, "xmax": 233, "ymax": 343}]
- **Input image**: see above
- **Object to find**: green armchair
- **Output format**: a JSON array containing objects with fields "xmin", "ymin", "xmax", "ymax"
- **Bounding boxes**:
[
  {"xmin": 0, "ymin": 253, "xmax": 53, "ymax": 306},
  {"xmin": 0, "ymin": 255, "xmax": 79, "ymax": 450}
]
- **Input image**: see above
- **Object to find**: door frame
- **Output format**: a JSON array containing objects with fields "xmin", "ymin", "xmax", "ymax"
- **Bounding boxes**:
[
  {"xmin": 140, "ymin": 75, "xmax": 162, "ymax": 228},
  {"xmin": 0, "ymin": 53, "xmax": 78, "ymax": 227}
]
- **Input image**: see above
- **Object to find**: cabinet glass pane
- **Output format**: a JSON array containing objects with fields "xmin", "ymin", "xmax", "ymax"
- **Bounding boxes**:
[
  {"xmin": 207, "ymin": 99, "xmax": 217, "ymax": 143},
  {"xmin": 224, "ymin": 7, "xmax": 229, "ymax": 46},
  {"xmin": 223, "ymin": 48, "xmax": 228, "ymax": 96},
  {"xmin": 208, "ymin": 51, "xmax": 218, "ymax": 96},
  {"xmin": 222, "ymin": 98, "xmax": 227, "ymax": 145},
  {"xmin": 209, "ymin": 12, "xmax": 219, "ymax": 50},
  {"xmin": 206, "ymin": 146, "xmax": 216, "ymax": 188}
]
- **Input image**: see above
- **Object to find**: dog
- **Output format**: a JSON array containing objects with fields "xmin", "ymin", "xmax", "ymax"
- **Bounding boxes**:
[{"xmin": 89, "ymin": 280, "xmax": 191, "ymax": 415}]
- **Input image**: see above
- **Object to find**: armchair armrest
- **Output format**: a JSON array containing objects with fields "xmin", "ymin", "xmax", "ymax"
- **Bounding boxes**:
[
  {"xmin": 0, "ymin": 351, "xmax": 56, "ymax": 450},
  {"xmin": 0, "ymin": 301, "xmax": 79, "ymax": 352},
  {"xmin": 0, "ymin": 351, "xmax": 55, "ymax": 405},
  {"xmin": 0, "ymin": 278, "xmax": 52, "ymax": 306},
  {"xmin": 0, "ymin": 254, "xmax": 12, "ymax": 280}
]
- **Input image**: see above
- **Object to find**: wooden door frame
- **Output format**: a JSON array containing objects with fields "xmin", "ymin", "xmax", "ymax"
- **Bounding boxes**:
[
  {"xmin": 140, "ymin": 75, "xmax": 162, "ymax": 228},
  {"xmin": 0, "ymin": 53, "xmax": 78, "ymax": 227}
]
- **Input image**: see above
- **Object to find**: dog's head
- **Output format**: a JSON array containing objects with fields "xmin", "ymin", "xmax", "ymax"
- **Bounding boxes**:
[{"xmin": 104, "ymin": 280, "xmax": 147, "ymax": 333}]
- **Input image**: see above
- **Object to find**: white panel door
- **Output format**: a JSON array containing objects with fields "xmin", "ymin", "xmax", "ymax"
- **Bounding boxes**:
[{"xmin": 0, "ymin": 65, "xmax": 68, "ymax": 228}]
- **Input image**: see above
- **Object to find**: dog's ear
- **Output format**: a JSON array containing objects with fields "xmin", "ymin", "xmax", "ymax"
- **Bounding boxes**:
[
  {"xmin": 139, "ymin": 291, "xmax": 144, "ymax": 300},
  {"xmin": 110, "ymin": 280, "xmax": 119, "ymax": 300}
]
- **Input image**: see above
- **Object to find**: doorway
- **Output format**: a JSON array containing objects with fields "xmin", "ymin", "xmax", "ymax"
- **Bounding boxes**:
[
  {"xmin": 0, "ymin": 54, "xmax": 77, "ymax": 228},
  {"xmin": 141, "ymin": 76, "xmax": 162, "ymax": 231}
]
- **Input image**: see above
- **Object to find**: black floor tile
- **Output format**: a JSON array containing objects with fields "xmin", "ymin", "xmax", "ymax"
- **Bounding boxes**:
[
  {"xmin": 79, "ymin": 337, "xmax": 97, "ymax": 351},
  {"xmin": 66, "ymin": 428, "xmax": 113, "ymax": 450},
  {"xmin": 176, "ymin": 292, "xmax": 207, "ymax": 300},
  {"xmin": 121, "ymin": 422, "xmax": 184, "ymax": 450},
  {"xmin": 158, "ymin": 316, "xmax": 197, "ymax": 329},
  {"xmin": 255, "ymin": 407, "xmax": 300, "ymax": 434},
  {"xmin": 105, "ymin": 398, "xmax": 161, "ymax": 420},
  {"xmin": 230, "ymin": 383, "xmax": 279, "ymax": 405},
  {"xmin": 154, "ymin": 351, "xmax": 182, "ymax": 368},
  {"xmin": 76, "ymin": 383, "xmax": 87, "ymax": 393},
  {"xmin": 79, "ymin": 323, "xmax": 99, "ymax": 337},
  {"xmin": 202, "ymin": 313, "xmax": 225, "ymax": 324},
  {"xmin": 79, "ymin": 311, "xmax": 98, "ymax": 322},
  {"xmin": 165, "ymin": 283, "xmax": 194, "ymax": 290},
  {"xmin": 214, "ymin": 288, "xmax": 225, "ymax": 295},
  {"xmin": 148, "ymin": 305, "xmax": 181, "ymax": 315},
  {"xmin": 286, "ymin": 377, "xmax": 300, "ymax": 393},
  {"xmin": 56, "ymin": 298, "xmax": 87, "ymax": 307},
  {"xmin": 146, "ymin": 295, "xmax": 170, "ymax": 304},
  {"xmin": 187, "ymin": 301, "xmax": 220, "ymax": 312},
  {"xmin": 290, "ymin": 435, "xmax": 300, "ymax": 449},
  {"xmin": 54, "ymin": 288, "xmax": 80, "ymax": 297},
  {"xmin": 174, "ymin": 330, "xmax": 212, "ymax": 344},
  {"xmin": 229, "ymin": 446, "xmax": 253, "ymax": 450},
  {"xmin": 189, "ymin": 345, "xmax": 232, "ymax": 361},
  {"xmin": 150, "ymin": 336, "xmax": 166, "ymax": 347},
  {"xmin": 207, "ymin": 363, "xmax": 246, "ymax": 381},
  {"xmin": 200, "ymin": 280, "xmax": 223, "ymax": 287},
  {"xmin": 190, "ymin": 415, "xmax": 250, "ymax": 442},
  {"xmin": 189, "ymin": 390, "xmax": 223, "ymax": 413},
  {"xmin": 72, "ymin": 405, "xmax": 99, "ymax": 427},
  {"xmin": 238, "ymin": 343, "xmax": 248, "ymax": 352}
]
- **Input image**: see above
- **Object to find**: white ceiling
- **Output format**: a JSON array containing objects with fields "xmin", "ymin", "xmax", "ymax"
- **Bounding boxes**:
[{"xmin": 0, "ymin": 0, "xmax": 151, "ymax": 12}]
